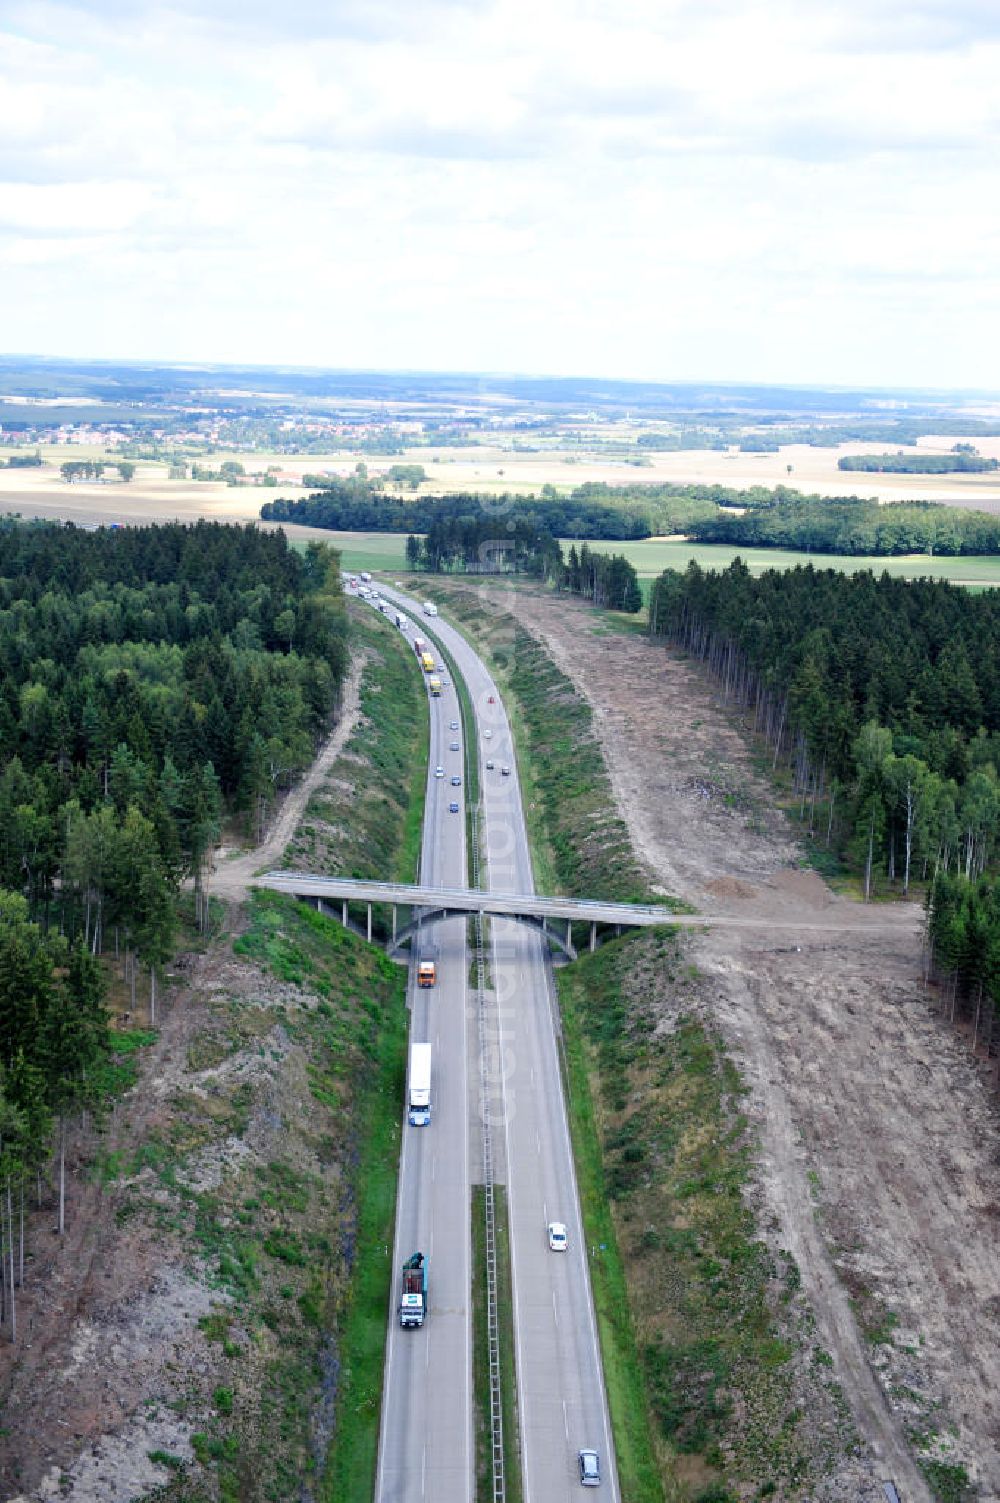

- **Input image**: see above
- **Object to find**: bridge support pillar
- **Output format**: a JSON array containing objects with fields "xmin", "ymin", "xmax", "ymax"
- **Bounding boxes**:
[
  {"xmin": 342, "ymin": 900, "xmax": 347, "ymax": 926},
  {"xmin": 566, "ymin": 919, "xmax": 572, "ymax": 950},
  {"xmin": 367, "ymin": 904, "xmax": 372, "ymax": 943},
  {"xmin": 590, "ymin": 922, "xmax": 597, "ymax": 952},
  {"xmin": 392, "ymin": 905, "xmax": 397, "ymax": 944}
]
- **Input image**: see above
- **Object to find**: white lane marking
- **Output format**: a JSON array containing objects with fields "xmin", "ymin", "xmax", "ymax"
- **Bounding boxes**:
[
  {"xmin": 422, "ymin": 1444, "xmax": 427, "ymax": 1497},
  {"xmin": 562, "ymin": 1399, "xmax": 569, "ymax": 1442},
  {"xmin": 493, "ymin": 920, "xmax": 531, "ymax": 1503},
  {"xmin": 536, "ymin": 1131, "xmax": 541, "ymax": 1155},
  {"xmin": 431, "ymin": 1154, "xmax": 436, "ymax": 1183},
  {"xmin": 552, "ymin": 1289, "xmax": 559, "ymax": 1328}
]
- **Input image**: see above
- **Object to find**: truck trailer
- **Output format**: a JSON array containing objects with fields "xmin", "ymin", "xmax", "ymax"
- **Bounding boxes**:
[
  {"xmin": 399, "ymin": 1251, "xmax": 428, "ymax": 1328},
  {"xmin": 428, "ymin": 676, "xmax": 442, "ymax": 696},
  {"xmin": 417, "ymin": 959, "xmax": 436, "ymax": 987},
  {"xmin": 420, "ymin": 652, "xmax": 435, "ymax": 673},
  {"xmin": 408, "ymin": 1042, "xmax": 432, "ymax": 1125}
]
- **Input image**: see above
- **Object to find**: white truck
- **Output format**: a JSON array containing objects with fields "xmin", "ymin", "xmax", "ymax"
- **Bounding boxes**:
[
  {"xmin": 422, "ymin": 601, "xmax": 438, "ymax": 617},
  {"xmin": 394, "ymin": 610, "xmax": 408, "ymax": 629},
  {"xmin": 408, "ymin": 1042, "xmax": 432, "ymax": 1126}
]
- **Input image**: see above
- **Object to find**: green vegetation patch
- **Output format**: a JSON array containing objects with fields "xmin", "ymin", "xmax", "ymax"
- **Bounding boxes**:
[
  {"xmin": 423, "ymin": 584, "xmax": 657, "ymax": 904},
  {"xmin": 471, "ymin": 1184, "xmax": 523, "ymax": 1503},
  {"xmin": 285, "ymin": 606, "xmax": 427, "ymax": 933},
  {"xmin": 558, "ymin": 929, "xmax": 854, "ymax": 1499},
  {"xmin": 138, "ymin": 892, "xmax": 406, "ymax": 1503}
]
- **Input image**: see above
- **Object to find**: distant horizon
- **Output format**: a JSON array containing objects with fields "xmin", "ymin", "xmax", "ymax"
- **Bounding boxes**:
[{"xmin": 1, "ymin": 352, "xmax": 998, "ymax": 407}]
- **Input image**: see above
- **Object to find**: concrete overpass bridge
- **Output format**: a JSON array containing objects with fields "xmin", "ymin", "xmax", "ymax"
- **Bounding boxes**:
[{"xmin": 255, "ymin": 871, "xmax": 678, "ymax": 961}]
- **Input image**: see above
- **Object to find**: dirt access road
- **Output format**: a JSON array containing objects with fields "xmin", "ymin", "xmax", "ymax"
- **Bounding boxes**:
[
  {"xmin": 485, "ymin": 585, "xmax": 999, "ymax": 1500},
  {"xmin": 209, "ymin": 656, "xmax": 363, "ymax": 902}
]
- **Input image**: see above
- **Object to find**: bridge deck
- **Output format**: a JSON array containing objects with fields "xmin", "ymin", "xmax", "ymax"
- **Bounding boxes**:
[{"xmin": 256, "ymin": 871, "xmax": 675, "ymax": 928}]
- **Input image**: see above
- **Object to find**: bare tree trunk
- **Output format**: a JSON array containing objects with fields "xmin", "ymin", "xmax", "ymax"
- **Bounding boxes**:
[
  {"xmin": 6, "ymin": 1183, "xmax": 14, "ymax": 1343},
  {"xmin": 826, "ymin": 783, "xmax": 837, "ymax": 847},
  {"xmin": 864, "ymin": 807, "xmax": 875, "ymax": 902},
  {"xmin": 58, "ymin": 1119, "xmax": 66, "ymax": 1238},
  {"xmin": 150, "ymin": 965, "xmax": 157, "ymax": 1027}
]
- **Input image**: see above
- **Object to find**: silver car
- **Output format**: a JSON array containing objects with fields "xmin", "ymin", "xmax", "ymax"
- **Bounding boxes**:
[{"xmin": 578, "ymin": 1449, "xmax": 600, "ymax": 1487}]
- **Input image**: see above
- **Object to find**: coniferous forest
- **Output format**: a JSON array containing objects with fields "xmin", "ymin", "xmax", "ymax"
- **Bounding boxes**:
[
  {"xmin": 0, "ymin": 519, "xmax": 347, "ymax": 1334},
  {"xmin": 649, "ymin": 559, "xmax": 1000, "ymax": 1059}
]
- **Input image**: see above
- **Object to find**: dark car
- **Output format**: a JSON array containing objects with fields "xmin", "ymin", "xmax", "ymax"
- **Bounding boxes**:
[{"xmin": 448, "ymin": 800, "xmax": 460, "ymax": 813}]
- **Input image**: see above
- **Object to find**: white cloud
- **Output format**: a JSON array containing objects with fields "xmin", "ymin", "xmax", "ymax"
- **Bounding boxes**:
[{"xmin": 0, "ymin": 0, "xmax": 997, "ymax": 385}]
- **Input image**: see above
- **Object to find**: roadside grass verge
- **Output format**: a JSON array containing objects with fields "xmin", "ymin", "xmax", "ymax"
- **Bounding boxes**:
[
  {"xmin": 472, "ymin": 1185, "xmax": 523, "ymax": 1503},
  {"xmin": 133, "ymin": 893, "xmax": 407, "ymax": 1503},
  {"xmin": 558, "ymin": 929, "xmax": 855, "ymax": 1500},
  {"xmin": 284, "ymin": 603, "xmax": 428, "ymax": 926},
  {"xmin": 418, "ymin": 583, "xmax": 671, "ymax": 908}
]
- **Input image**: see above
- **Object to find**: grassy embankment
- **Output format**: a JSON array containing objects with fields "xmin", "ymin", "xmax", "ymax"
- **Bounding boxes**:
[
  {"xmin": 284, "ymin": 604, "xmax": 429, "ymax": 909},
  {"xmin": 136, "ymin": 606, "xmax": 426, "ymax": 1503},
  {"xmin": 420, "ymin": 581, "xmax": 858, "ymax": 1502}
]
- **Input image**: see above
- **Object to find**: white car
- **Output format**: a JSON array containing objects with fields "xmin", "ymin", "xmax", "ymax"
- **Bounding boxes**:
[
  {"xmin": 547, "ymin": 1221, "xmax": 568, "ymax": 1252},
  {"xmin": 434, "ymin": 766, "xmax": 444, "ymax": 778},
  {"xmin": 483, "ymin": 729, "xmax": 493, "ymax": 739}
]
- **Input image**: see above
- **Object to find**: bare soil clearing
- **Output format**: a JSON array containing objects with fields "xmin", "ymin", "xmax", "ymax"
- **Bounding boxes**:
[{"xmin": 494, "ymin": 585, "xmax": 999, "ymax": 1499}]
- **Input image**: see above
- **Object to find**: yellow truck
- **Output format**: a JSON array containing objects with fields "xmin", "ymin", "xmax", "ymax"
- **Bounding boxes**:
[
  {"xmin": 428, "ymin": 676, "xmax": 442, "ymax": 697},
  {"xmin": 417, "ymin": 960, "xmax": 436, "ymax": 987},
  {"xmin": 420, "ymin": 652, "xmax": 435, "ymax": 673}
]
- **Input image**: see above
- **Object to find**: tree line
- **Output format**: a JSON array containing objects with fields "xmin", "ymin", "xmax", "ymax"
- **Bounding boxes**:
[
  {"xmin": 0, "ymin": 520, "xmax": 348, "ymax": 1338},
  {"xmin": 262, "ymin": 480, "xmax": 657, "ymax": 541},
  {"xmin": 687, "ymin": 495, "xmax": 1000, "ymax": 555},
  {"xmin": 925, "ymin": 873, "xmax": 1000, "ymax": 1074},
  {"xmin": 405, "ymin": 513, "xmax": 563, "ymax": 575},
  {"xmin": 404, "ymin": 523, "xmax": 643, "ymax": 611},
  {"xmin": 649, "ymin": 560, "xmax": 1000, "ymax": 891},
  {"xmin": 838, "ymin": 451, "xmax": 998, "ymax": 474},
  {"xmin": 60, "ymin": 460, "xmax": 136, "ymax": 482}
]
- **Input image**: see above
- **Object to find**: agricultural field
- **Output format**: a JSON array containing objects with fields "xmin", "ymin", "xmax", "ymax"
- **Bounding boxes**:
[
  {"xmin": 580, "ymin": 537, "xmax": 1000, "ymax": 586},
  {"xmin": 4, "ymin": 446, "xmax": 1000, "ymax": 592}
]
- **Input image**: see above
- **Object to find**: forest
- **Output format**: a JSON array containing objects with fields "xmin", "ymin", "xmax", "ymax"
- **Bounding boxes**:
[
  {"xmin": 0, "ymin": 519, "xmax": 348, "ymax": 1336},
  {"xmin": 838, "ymin": 451, "xmax": 998, "ymax": 474},
  {"xmin": 405, "ymin": 525, "xmax": 642, "ymax": 611},
  {"xmin": 261, "ymin": 480, "xmax": 657, "ymax": 540},
  {"xmin": 687, "ymin": 494, "xmax": 1000, "ymax": 555},
  {"xmin": 649, "ymin": 559, "xmax": 1000, "ymax": 909},
  {"xmin": 925, "ymin": 872, "xmax": 1000, "ymax": 1068}
]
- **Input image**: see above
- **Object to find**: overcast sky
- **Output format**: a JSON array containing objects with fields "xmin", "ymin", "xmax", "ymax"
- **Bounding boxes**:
[{"xmin": 1, "ymin": 0, "xmax": 997, "ymax": 389}]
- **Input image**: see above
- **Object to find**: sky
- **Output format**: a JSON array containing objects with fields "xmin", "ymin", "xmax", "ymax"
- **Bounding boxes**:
[{"xmin": 1, "ymin": 0, "xmax": 998, "ymax": 389}]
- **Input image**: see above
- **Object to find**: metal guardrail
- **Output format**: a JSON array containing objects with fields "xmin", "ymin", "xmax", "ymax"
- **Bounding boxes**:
[{"xmin": 472, "ymin": 806, "xmax": 505, "ymax": 1503}]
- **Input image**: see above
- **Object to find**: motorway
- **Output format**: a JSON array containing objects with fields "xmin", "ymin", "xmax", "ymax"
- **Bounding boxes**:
[
  {"xmin": 375, "ymin": 628, "xmax": 473, "ymax": 1503},
  {"xmin": 375, "ymin": 583, "xmax": 619, "ymax": 1503}
]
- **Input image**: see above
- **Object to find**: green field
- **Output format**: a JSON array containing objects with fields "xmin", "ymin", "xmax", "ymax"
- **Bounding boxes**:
[
  {"xmin": 578, "ymin": 536, "xmax": 1000, "ymax": 585},
  {"xmin": 310, "ymin": 529, "xmax": 1000, "ymax": 589}
]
